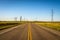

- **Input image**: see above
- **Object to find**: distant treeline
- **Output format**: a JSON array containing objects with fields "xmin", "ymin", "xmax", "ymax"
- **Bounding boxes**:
[
  {"xmin": 32, "ymin": 21, "xmax": 60, "ymax": 23},
  {"xmin": 0, "ymin": 21, "xmax": 21, "ymax": 26},
  {"xmin": 0, "ymin": 23, "xmax": 19, "ymax": 26}
]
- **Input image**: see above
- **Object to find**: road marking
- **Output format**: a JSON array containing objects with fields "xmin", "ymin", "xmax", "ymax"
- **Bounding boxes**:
[{"xmin": 28, "ymin": 23, "xmax": 32, "ymax": 40}]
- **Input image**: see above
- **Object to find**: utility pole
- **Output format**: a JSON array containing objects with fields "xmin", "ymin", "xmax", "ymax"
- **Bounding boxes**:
[
  {"xmin": 20, "ymin": 16, "xmax": 22, "ymax": 21},
  {"xmin": 15, "ymin": 17, "xmax": 17, "ymax": 21},
  {"xmin": 51, "ymin": 9, "xmax": 54, "ymax": 22}
]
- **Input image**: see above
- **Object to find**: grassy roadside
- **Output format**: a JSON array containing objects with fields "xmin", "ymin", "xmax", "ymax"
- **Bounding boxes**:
[
  {"xmin": 0, "ymin": 24, "xmax": 18, "ymax": 30},
  {"xmin": 36, "ymin": 22, "xmax": 60, "ymax": 31},
  {"xmin": 0, "ymin": 21, "xmax": 24, "ymax": 30},
  {"xmin": 0, "ymin": 21, "xmax": 30, "ymax": 30}
]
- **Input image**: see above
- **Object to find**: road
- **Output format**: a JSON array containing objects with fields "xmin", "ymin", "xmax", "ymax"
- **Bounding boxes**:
[{"xmin": 0, "ymin": 23, "xmax": 60, "ymax": 40}]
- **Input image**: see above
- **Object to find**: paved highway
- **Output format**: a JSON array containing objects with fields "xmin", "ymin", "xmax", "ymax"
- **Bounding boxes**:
[{"xmin": 0, "ymin": 23, "xmax": 60, "ymax": 40}]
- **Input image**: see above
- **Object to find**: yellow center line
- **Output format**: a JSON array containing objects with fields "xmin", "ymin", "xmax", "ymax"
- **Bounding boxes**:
[{"xmin": 28, "ymin": 23, "xmax": 32, "ymax": 40}]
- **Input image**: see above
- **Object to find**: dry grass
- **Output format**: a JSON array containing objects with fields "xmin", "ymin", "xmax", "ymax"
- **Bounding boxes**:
[
  {"xmin": 36, "ymin": 22, "xmax": 60, "ymax": 31},
  {"xmin": 0, "ymin": 21, "xmax": 22, "ymax": 30}
]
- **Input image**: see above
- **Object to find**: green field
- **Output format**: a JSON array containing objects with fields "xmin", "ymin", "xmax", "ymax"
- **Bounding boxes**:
[
  {"xmin": 0, "ymin": 21, "xmax": 23, "ymax": 30},
  {"xmin": 36, "ymin": 22, "xmax": 60, "ymax": 31},
  {"xmin": 0, "ymin": 21, "xmax": 60, "ymax": 31}
]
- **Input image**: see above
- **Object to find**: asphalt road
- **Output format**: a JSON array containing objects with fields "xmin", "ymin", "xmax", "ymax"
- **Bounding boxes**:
[{"xmin": 0, "ymin": 23, "xmax": 60, "ymax": 40}]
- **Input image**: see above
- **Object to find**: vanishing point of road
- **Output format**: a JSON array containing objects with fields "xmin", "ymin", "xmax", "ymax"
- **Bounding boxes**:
[{"xmin": 0, "ymin": 23, "xmax": 60, "ymax": 40}]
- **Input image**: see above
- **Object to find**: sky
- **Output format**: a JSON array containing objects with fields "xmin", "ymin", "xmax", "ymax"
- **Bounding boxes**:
[{"xmin": 0, "ymin": 0, "xmax": 60, "ymax": 21}]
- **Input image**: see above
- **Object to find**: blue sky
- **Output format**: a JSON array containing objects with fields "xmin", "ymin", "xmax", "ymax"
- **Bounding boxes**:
[{"xmin": 0, "ymin": 0, "xmax": 60, "ymax": 21}]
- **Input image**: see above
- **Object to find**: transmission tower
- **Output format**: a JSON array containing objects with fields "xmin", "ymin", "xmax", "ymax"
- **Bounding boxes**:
[
  {"xmin": 51, "ymin": 9, "xmax": 54, "ymax": 22},
  {"xmin": 20, "ymin": 16, "xmax": 22, "ymax": 21},
  {"xmin": 15, "ymin": 17, "xmax": 17, "ymax": 21}
]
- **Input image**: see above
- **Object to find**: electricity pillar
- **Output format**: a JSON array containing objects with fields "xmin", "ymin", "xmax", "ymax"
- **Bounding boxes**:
[
  {"xmin": 51, "ymin": 9, "xmax": 53, "ymax": 22},
  {"xmin": 15, "ymin": 17, "xmax": 17, "ymax": 21},
  {"xmin": 20, "ymin": 16, "xmax": 22, "ymax": 21}
]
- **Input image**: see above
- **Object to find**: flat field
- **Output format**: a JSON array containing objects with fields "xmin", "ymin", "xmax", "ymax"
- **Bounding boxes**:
[
  {"xmin": 0, "ymin": 21, "xmax": 21, "ymax": 30},
  {"xmin": 36, "ymin": 22, "xmax": 60, "ymax": 31}
]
